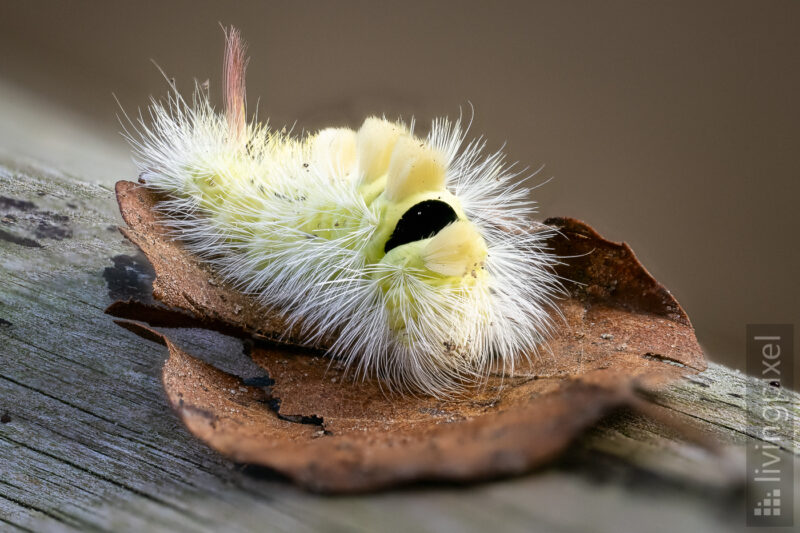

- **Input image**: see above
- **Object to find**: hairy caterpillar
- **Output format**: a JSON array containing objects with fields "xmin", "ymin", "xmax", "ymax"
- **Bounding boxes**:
[{"xmin": 125, "ymin": 28, "xmax": 562, "ymax": 396}]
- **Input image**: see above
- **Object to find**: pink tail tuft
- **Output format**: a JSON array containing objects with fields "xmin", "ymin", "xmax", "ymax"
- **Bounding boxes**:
[{"xmin": 223, "ymin": 26, "xmax": 249, "ymax": 143}]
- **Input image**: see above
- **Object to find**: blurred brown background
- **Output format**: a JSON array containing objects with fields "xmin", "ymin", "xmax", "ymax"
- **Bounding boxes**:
[{"xmin": 1, "ymin": 0, "xmax": 797, "ymax": 380}]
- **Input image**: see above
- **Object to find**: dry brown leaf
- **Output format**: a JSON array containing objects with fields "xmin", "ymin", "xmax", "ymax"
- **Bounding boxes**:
[{"xmin": 108, "ymin": 180, "xmax": 706, "ymax": 492}]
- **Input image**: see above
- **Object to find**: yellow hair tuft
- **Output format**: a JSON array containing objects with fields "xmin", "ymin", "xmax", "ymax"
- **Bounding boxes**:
[
  {"xmin": 423, "ymin": 221, "xmax": 487, "ymax": 277},
  {"xmin": 384, "ymin": 135, "xmax": 446, "ymax": 202},
  {"xmin": 356, "ymin": 117, "xmax": 406, "ymax": 183}
]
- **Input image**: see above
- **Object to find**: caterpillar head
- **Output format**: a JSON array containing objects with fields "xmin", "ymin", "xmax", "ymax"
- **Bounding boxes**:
[
  {"xmin": 304, "ymin": 115, "xmax": 557, "ymax": 393},
  {"xmin": 344, "ymin": 118, "xmax": 491, "ymax": 346}
]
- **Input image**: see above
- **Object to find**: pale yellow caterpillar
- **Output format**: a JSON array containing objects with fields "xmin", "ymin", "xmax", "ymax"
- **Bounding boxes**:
[{"xmin": 124, "ymin": 28, "xmax": 562, "ymax": 396}]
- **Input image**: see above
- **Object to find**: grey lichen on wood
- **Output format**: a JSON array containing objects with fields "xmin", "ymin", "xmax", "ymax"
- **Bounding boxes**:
[{"xmin": 0, "ymin": 159, "xmax": 797, "ymax": 533}]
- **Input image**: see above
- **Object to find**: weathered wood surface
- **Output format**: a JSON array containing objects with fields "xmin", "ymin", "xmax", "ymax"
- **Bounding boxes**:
[{"xmin": 0, "ymin": 159, "xmax": 797, "ymax": 532}]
